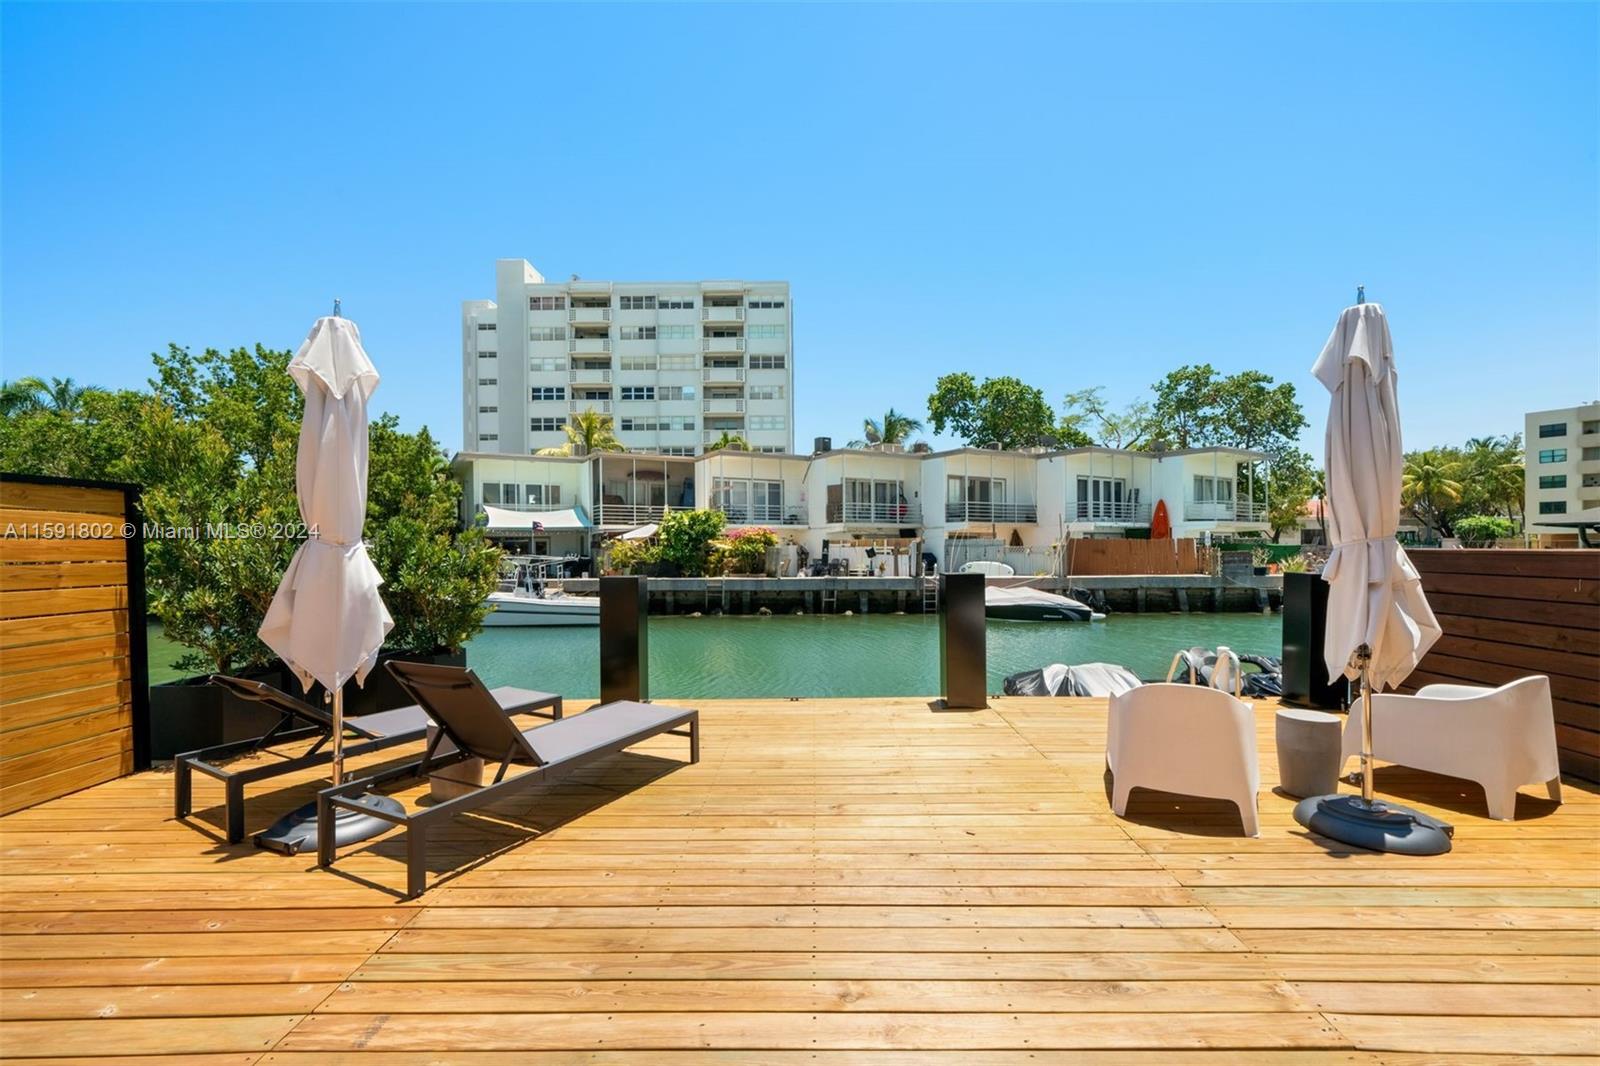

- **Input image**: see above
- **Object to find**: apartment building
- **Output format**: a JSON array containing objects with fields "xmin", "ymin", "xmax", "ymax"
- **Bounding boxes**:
[
  {"xmin": 463, "ymin": 259, "xmax": 794, "ymax": 456},
  {"xmin": 1525, "ymin": 402, "xmax": 1600, "ymax": 543},
  {"xmin": 453, "ymin": 442, "xmax": 1272, "ymax": 568}
]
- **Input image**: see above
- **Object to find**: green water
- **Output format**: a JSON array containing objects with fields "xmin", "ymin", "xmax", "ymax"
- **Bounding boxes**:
[{"xmin": 148, "ymin": 612, "xmax": 1282, "ymax": 698}]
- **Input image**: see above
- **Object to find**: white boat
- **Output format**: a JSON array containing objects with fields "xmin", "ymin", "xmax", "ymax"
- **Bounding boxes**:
[
  {"xmin": 984, "ymin": 585, "xmax": 1105, "ymax": 623},
  {"xmin": 482, "ymin": 557, "xmax": 599, "ymax": 627},
  {"xmin": 482, "ymin": 587, "xmax": 599, "ymax": 626}
]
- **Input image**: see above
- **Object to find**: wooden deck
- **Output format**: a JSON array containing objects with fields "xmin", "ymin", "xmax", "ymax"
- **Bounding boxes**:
[{"xmin": 1, "ymin": 696, "xmax": 1597, "ymax": 1062}]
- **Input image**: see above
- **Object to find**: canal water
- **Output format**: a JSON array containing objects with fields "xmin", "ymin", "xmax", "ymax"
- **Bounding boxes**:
[{"xmin": 149, "ymin": 612, "xmax": 1283, "ymax": 699}]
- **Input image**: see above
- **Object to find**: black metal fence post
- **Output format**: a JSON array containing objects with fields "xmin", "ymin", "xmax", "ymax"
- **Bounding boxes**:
[
  {"xmin": 939, "ymin": 572, "xmax": 987, "ymax": 709},
  {"xmin": 600, "ymin": 575, "xmax": 649, "ymax": 704}
]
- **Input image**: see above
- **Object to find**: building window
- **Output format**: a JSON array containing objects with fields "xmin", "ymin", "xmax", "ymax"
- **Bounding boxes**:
[
  {"xmin": 748, "ymin": 324, "xmax": 786, "ymax": 339},
  {"xmin": 530, "ymin": 417, "xmax": 566, "ymax": 433},
  {"xmin": 523, "ymin": 484, "xmax": 561, "ymax": 507},
  {"xmin": 659, "ymin": 445, "xmax": 696, "ymax": 455},
  {"xmin": 529, "ymin": 326, "xmax": 567, "ymax": 342},
  {"xmin": 620, "ymin": 326, "xmax": 657, "ymax": 341},
  {"xmin": 478, "ymin": 405, "xmax": 498, "ymax": 414},
  {"xmin": 620, "ymin": 386, "xmax": 656, "ymax": 402},
  {"xmin": 1584, "ymin": 420, "xmax": 1600, "ymax": 434},
  {"xmin": 658, "ymin": 298, "xmax": 695, "ymax": 310},
  {"xmin": 748, "ymin": 384, "xmax": 784, "ymax": 400},
  {"xmin": 620, "ymin": 416, "xmax": 694, "ymax": 432},
  {"xmin": 749, "ymin": 354, "xmax": 787, "ymax": 370},
  {"xmin": 479, "ymin": 378, "xmax": 498, "ymax": 386},
  {"xmin": 1539, "ymin": 475, "xmax": 1567, "ymax": 489},
  {"xmin": 1539, "ymin": 501, "xmax": 1568, "ymax": 515},
  {"xmin": 748, "ymin": 299, "xmax": 785, "ymax": 309},
  {"xmin": 1538, "ymin": 422, "xmax": 1568, "ymax": 438},
  {"xmin": 530, "ymin": 386, "xmax": 566, "ymax": 402},
  {"xmin": 1192, "ymin": 475, "xmax": 1235, "ymax": 504},
  {"xmin": 620, "ymin": 356, "xmax": 658, "ymax": 371},
  {"xmin": 478, "ymin": 434, "xmax": 498, "ymax": 443},
  {"xmin": 482, "ymin": 483, "xmax": 502, "ymax": 505},
  {"xmin": 476, "ymin": 322, "xmax": 496, "ymax": 331},
  {"xmin": 660, "ymin": 354, "xmax": 696, "ymax": 370},
  {"xmin": 529, "ymin": 295, "xmax": 566, "ymax": 310},
  {"xmin": 749, "ymin": 415, "xmax": 785, "ymax": 431},
  {"xmin": 658, "ymin": 324, "xmax": 694, "ymax": 340},
  {"xmin": 1538, "ymin": 449, "xmax": 1568, "ymax": 463},
  {"xmin": 618, "ymin": 295, "xmax": 656, "ymax": 310},
  {"xmin": 659, "ymin": 385, "xmax": 695, "ymax": 401},
  {"xmin": 530, "ymin": 357, "xmax": 563, "ymax": 372},
  {"xmin": 478, "ymin": 351, "xmax": 496, "ymax": 359},
  {"xmin": 1585, "ymin": 447, "xmax": 1600, "ymax": 461},
  {"xmin": 1585, "ymin": 474, "xmax": 1600, "ymax": 488}
]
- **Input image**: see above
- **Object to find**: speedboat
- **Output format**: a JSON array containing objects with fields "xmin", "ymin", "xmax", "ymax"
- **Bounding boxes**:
[
  {"xmin": 482, "ymin": 557, "xmax": 599, "ymax": 627},
  {"xmin": 984, "ymin": 585, "xmax": 1105, "ymax": 622}
]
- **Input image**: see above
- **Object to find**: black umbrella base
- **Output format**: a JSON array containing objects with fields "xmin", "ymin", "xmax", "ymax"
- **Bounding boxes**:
[
  {"xmin": 1292, "ymin": 793, "xmax": 1454, "ymax": 856},
  {"xmin": 254, "ymin": 794, "xmax": 406, "ymax": 856}
]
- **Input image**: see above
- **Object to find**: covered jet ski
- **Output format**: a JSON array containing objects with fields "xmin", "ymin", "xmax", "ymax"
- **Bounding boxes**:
[{"xmin": 1003, "ymin": 662, "xmax": 1143, "ymax": 697}]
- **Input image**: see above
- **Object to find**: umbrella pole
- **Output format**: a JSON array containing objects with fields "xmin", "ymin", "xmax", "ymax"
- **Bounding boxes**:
[
  {"xmin": 1357, "ymin": 643, "xmax": 1375, "ymax": 806},
  {"xmin": 331, "ymin": 686, "xmax": 344, "ymax": 787}
]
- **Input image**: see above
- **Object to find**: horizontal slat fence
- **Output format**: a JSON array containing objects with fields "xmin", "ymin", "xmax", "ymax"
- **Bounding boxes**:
[
  {"xmin": 1403, "ymin": 549, "xmax": 1600, "ymax": 783},
  {"xmin": 0, "ymin": 475, "xmax": 148, "ymax": 813},
  {"xmin": 1064, "ymin": 537, "xmax": 1210, "ymax": 576}
]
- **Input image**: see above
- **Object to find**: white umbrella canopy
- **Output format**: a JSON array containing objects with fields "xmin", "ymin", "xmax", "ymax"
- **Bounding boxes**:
[
  {"xmin": 259, "ymin": 315, "xmax": 393, "ymax": 695},
  {"xmin": 1312, "ymin": 301, "xmax": 1441, "ymax": 692}
]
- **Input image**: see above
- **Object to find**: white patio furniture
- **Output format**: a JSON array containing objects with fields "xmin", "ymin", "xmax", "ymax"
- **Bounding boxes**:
[
  {"xmin": 1107, "ymin": 684, "xmax": 1261, "ymax": 836},
  {"xmin": 1342, "ymin": 676, "xmax": 1562, "ymax": 821}
]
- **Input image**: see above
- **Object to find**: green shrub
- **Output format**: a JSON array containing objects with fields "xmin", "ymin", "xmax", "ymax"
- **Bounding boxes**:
[
  {"xmin": 1278, "ymin": 552, "xmax": 1311, "ymax": 573},
  {"xmin": 606, "ymin": 538, "xmax": 661, "ymax": 574},
  {"xmin": 1454, "ymin": 514, "xmax": 1515, "ymax": 547},
  {"xmin": 657, "ymin": 508, "xmax": 726, "ymax": 576},
  {"xmin": 719, "ymin": 527, "xmax": 778, "ymax": 574}
]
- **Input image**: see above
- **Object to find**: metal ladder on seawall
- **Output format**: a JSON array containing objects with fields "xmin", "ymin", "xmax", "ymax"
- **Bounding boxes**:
[
  {"xmin": 820, "ymin": 580, "xmax": 838, "ymax": 614},
  {"xmin": 921, "ymin": 575, "xmax": 939, "ymax": 614}
]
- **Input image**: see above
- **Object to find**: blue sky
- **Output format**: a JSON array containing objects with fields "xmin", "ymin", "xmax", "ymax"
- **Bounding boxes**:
[{"xmin": 3, "ymin": 3, "xmax": 1595, "ymax": 456}]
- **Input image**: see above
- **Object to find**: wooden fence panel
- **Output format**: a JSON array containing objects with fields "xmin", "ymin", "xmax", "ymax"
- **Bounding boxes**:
[
  {"xmin": 1064, "ymin": 538, "xmax": 1209, "ymax": 576},
  {"xmin": 1404, "ymin": 549, "xmax": 1600, "ymax": 783},
  {"xmin": 0, "ymin": 475, "xmax": 148, "ymax": 814}
]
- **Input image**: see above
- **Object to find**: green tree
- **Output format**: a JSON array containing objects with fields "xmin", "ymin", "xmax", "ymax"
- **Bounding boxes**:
[
  {"xmin": 1401, "ymin": 448, "xmax": 1465, "ymax": 537},
  {"xmin": 1147, "ymin": 365, "xmax": 1223, "ymax": 448},
  {"xmin": 0, "ymin": 377, "xmax": 45, "ymax": 416},
  {"xmin": 1462, "ymin": 434, "xmax": 1524, "ymax": 524},
  {"xmin": 34, "ymin": 376, "xmax": 106, "ymax": 414},
  {"xmin": 1060, "ymin": 387, "xmax": 1154, "ymax": 449},
  {"xmin": 537, "ymin": 407, "xmax": 623, "ymax": 455},
  {"xmin": 850, "ymin": 408, "xmax": 923, "ymax": 448},
  {"xmin": 926, "ymin": 373, "xmax": 1059, "ymax": 450},
  {"xmin": 656, "ymin": 508, "xmax": 726, "ymax": 576},
  {"xmin": 706, "ymin": 431, "xmax": 750, "ymax": 451},
  {"xmin": 1264, "ymin": 448, "xmax": 1316, "ymax": 543}
]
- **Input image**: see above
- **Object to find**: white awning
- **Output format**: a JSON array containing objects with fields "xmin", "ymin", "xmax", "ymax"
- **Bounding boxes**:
[
  {"xmin": 480, "ymin": 505, "xmax": 591, "ymax": 533},
  {"xmin": 618, "ymin": 523, "xmax": 659, "ymax": 541}
]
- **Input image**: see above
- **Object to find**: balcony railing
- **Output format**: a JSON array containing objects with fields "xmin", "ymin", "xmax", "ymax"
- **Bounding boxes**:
[
  {"xmin": 945, "ymin": 502, "xmax": 1040, "ymax": 524},
  {"xmin": 1071, "ymin": 502, "xmax": 1153, "ymax": 524},
  {"xmin": 569, "ymin": 399, "xmax": 611, "ymax": 414},
  {"xmin": 570, "ymin": 338, "xmax": 612, "ymax": 354},
  {"xmin": 600, "ymin": 503, "xmax": 667, "ymax": 526},
  {"xmin": 1183, "ymin": 500, "xmax": 1268, "ymax": 522},
  {"xmin": 702, "ymin": 305, "xmax": 745, "ymax": 322},
  {"xmin": 703, "ymin": 397, "xmax": 746, "ymax": 414},
  {"xmin": 826, "ymin": 502, "xmax": 922, "ymax": 525},
  {"xmin": 568, "ymin": 306, "xmax": 611, "ymax": 324},
  {"xmin": 703, "ymin": 337, "xmax": 746, "ymax": 353},
  {"xmin": 702, "ymin": 366, "xmax": 745, "ymax": 383},
  {"xmin": 569, "ymin": 368, "xmax": 612, "ymax": 383},
  {"xmin": 714, "ymin": 505, "xmax": 802, "ymax": 525}
]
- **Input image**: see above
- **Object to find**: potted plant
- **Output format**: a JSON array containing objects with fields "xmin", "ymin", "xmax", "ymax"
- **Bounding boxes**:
[{"xmin": 1251, "ymin": 547, "xmax": 1273, "ymax": 576}]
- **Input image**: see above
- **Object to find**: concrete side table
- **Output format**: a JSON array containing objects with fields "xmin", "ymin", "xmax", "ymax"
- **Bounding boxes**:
[
  {"xmin": 426, "ymin": 724, "xmax": 485, "ymax": 802},
  {"xmin": 1275, "ymin": 708, "xmax": 1343, "ymax": 799}
]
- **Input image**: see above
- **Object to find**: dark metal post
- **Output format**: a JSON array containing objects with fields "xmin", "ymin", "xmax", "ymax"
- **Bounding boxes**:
[
  {"xmin": 600, "ymin": 575, "xmax": 649, "ymax": 703},
  {"xmin": 939, "ymin": 572, "xmax": 987, "ymax": 709}
]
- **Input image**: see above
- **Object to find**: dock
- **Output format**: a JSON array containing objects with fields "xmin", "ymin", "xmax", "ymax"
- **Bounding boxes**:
[{"xmin": 1, "ymin": 696, "xmax": 1594, "ymax": 1059}]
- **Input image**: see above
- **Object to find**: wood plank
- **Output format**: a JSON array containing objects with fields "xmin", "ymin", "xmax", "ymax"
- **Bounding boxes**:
[
  {"xmin": 0, "ymin": 584, "xmax": 128, "ymax": 620},
  {"xmin": 0, "ymin": 536, "xmax": 130, "ymax": 562},
  {"xmin": 1424, "ymin": 591, "xmax": 1600, "ymax": 630},
  {"xmin": 1432, "ymin": 611, "xmax": 1600, "ymax": 657},
  {"xmin": 0, "ymin": 681, "xmax": 133, "ymax": 733},
  {"xmin": 1322, "ymin": 1014, "xmax": 1599, "ymax": 1056},
  {"xmin": 1428, "ymin": 633, "xmax": 1599, "ymax": 683},
  {"xmin": 0, "ymin": 482, "xmax": 127, "ymax": 516},
  {"xmin": 1409, "ymin": 548, "xmax": 1600, "ymax": 581},
  {"xmin": 0, "ymin": 654, "xmax": 130, "ymax": 704},
  {"xmin": 0, "ymin": 704, "xmax": 131, "ymax": 760},
  {"xmin": 0, "ymin": 749, "xmax": 133, "ymax": 816},
  {"xmin": 0, "ymin": 609, "xmax": 128, "ymax": 650},
  {"xmin": 0, "ymin": 561, "xmax": 128, "ymax": 592},
  {"xmin": 0, "ymin": 1016, "xmax": 303, "ymax": 1057},
  {"xmin": 0, "ymin": 507, "xmax": 127, "ymax": 535},
  {"xmin": 1418, "ymin": 571, "xmax": 1598, "ymax": 606},
  {"xmin": 1, "ymin": 631, "xmax": 131, "ymax": 677}
]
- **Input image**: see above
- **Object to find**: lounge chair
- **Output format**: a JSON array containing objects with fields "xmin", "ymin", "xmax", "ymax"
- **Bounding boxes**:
[
  {"xmin": 174, "ymin": 674, "xmax": 562, "ymax": 844},
  {"xmin": 317, "ymin": 661, "xmax": 699, "ymax": 898},
  {"xmin": 1107, "ymin": 683, "xmax": 1261, "ymax": 836}
]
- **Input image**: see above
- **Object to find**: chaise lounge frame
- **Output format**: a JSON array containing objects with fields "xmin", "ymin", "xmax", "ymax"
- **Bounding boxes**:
[{"xmin": 317, "ymin": 661, "xmax": 698, "ymax": 898}]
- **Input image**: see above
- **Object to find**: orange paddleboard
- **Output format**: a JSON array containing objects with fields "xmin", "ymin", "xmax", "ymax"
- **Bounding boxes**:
[{"xmin": 1150, "ymin": 499, "xmax": 1172, "ymax": 539}]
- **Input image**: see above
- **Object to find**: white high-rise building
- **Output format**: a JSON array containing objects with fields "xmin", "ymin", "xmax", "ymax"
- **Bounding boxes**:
[
  {"xmin": 463, "ymin": 259, "xmax": 794, "ymax": 456},
  {"xmin": 1525, "ymin": 401, "xmax": 1600, "ymax": 542}
]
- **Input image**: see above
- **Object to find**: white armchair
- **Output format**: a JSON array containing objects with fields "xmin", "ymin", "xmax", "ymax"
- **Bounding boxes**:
[
  {"xmin": 1343, "ymin": 676, "xmax": 1562, "ymax": 821},
  {"xmin": 1107, "ymin": 684, "xmax": 1260, "ymax": 836}
]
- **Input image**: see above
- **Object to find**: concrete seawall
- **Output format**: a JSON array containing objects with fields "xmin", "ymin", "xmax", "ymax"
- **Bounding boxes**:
[{"xmin": 555, "ymin": 574, "xmax": 1283, "ymax": 616}]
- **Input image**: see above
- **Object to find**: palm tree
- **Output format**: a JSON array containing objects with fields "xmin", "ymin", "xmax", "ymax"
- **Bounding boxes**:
[
  {"xmin": 36, "ymin": 377, "xmax": 102, "ymax": 414},
  {"xmin": 849, "ymin": 408, "xmax": 923, "ymax": 448},
  {"xmin": 1401, "ymin": 449, "xmax": 1464, "ymax": 538},
  {"xmin": 1464, "ymin": 435, "xmax": 1524, "ymax": 522},
  {"xmin": 0, "ymin": 377, "xmax": 45, "ymax": 416},
  {"xmin": 706, "ymin": 431, "xmax": 750, "ymax": 452},
  {"xmin": 536, "ymin": 408, "xmax": 623, "ymax": 456},
  {"xmin": 1309, "ymin": 467, "xmax": 1328, "ymax": 543}
]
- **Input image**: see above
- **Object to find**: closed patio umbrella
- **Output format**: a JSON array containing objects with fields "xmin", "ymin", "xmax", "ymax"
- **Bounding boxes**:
[
  {"xmin": 255, "ymin": 309, "xmax": 403, "ymax": 853},
  {"xmin": 1293, "ymin": 291, "xmax": 1451, "ymax": 854}
]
